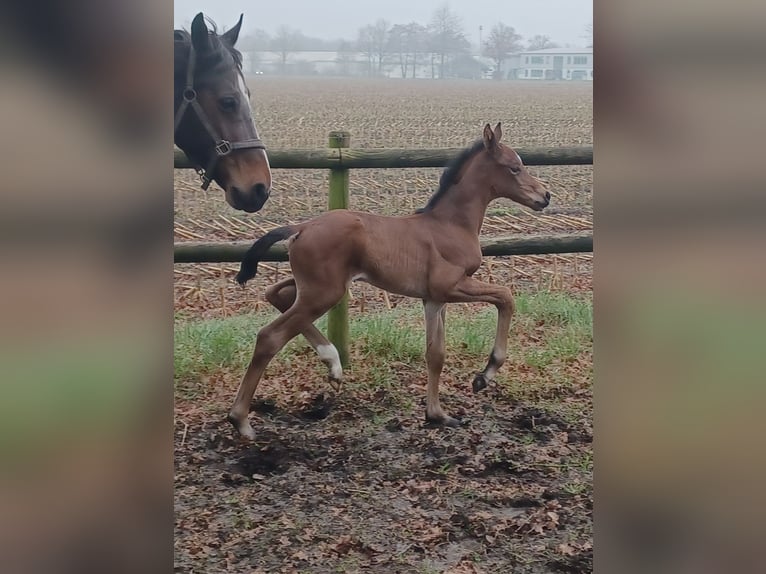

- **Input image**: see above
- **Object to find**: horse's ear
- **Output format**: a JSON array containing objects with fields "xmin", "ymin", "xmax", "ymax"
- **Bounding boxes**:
[
  {"xmin": 493, "ymin": 122, "xmax": 502, "ymax": 142},
  {"xmin": 222, "ymin": 14, "xmax": 244, "ymax": 47},
  {"xmin": 191, "ymin": 13, "xmax": 212, "ymax": 54},
  {"xmin": 483, "ymin": 123, "xmax": 496, "ymax": 150}
]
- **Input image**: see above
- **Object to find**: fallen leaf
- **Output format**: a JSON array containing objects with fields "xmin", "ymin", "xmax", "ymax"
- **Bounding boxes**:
[{"xmin": 558, "ymin": 543, "xmax": 576, "ymax": 556}]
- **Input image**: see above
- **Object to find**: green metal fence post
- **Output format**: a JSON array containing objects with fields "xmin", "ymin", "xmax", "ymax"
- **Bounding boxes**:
[{"xmin": 327, "ymin": 131, "xmax": 351, "ymax": 367}]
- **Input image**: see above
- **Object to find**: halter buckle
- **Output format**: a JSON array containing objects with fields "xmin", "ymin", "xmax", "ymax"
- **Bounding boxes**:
[
  {"xmin": 182, "ymin": 88, "xmax": 197, "ymax": 102},
  {"xmin": 214, "ymin": 140, "xmax": 232, "ymax": 156},
  {"xmin": 198, "ymin": 169, "xmax": 212, "ymax": 190}
]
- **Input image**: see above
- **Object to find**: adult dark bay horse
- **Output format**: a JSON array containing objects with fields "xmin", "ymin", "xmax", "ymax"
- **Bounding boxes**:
[
  {"xmin": 174, "ymin": 13, "xmax": 272, "ymax": 213},
  {"xmin": 230, "ymin": 123, "xmax": 550, "ymax": 440}
]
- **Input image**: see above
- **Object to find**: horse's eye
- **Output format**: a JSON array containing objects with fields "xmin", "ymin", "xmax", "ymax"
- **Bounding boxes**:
[
  {"xmin": 219, "ymin": 96, "xmax": 238, "ymax": 113},
  {"xmin": 510, "ymin": 166, "xmax": 521, "ymax": 175}
]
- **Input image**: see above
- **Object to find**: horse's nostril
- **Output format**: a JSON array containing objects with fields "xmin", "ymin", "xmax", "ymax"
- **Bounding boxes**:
[
  {"xmin": 545, "ymin": 191, "xmax": 551, "ymax": 201},
  {"xmin": 253, "ymin": 182, "xmax": 269, "ymax": 198}
]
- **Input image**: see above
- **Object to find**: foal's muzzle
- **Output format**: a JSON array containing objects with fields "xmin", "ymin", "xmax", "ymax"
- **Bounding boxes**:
[{"xmin": 533, "ymin": 191, "xmax": 551, "ymax": 211}]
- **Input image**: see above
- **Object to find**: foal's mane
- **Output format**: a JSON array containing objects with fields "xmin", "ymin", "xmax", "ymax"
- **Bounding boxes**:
[{"xmin": 419, "ymin": 139, "xmax": 485, "ymax": 212}]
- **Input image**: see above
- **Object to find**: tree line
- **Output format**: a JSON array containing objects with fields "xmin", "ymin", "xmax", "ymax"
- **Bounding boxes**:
[{"xmin": 237, "ymin": 4, "xmax": 591, "ymax": 79}]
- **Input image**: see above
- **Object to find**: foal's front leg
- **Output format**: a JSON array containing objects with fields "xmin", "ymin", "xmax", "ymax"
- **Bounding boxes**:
[
  {"xmin": 444, "ymin": 276, "xmax": 515, "ymax": 392},
  {"xmin": 423, "ymin": 300, "xmax": 460, "ymax": 427}
]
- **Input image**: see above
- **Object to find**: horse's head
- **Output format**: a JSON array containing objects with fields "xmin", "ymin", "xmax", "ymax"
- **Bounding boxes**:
[
  {"xmin": 174, "ymin": 13, "xmax": 272, "ymax": 213},
  {"xmin": 482, "ymin": 123, "xmax": 550, "ymax": 212}
]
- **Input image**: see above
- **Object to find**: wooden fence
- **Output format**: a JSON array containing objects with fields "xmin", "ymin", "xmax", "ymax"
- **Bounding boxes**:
[{"xmin": 174, "ymin": 133, "xmax": 593, "ymax": 366}]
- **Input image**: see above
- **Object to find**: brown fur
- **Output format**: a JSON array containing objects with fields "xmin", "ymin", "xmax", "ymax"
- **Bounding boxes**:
[{"xmin": 229, "ymin": 123, "xmax": 550, "ymax": 439}]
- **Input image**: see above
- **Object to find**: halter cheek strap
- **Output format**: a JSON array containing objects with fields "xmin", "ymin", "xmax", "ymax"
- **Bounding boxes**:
[{"xmin": 174, "ymin": 43, "xmax": 266, "ymax": 190}]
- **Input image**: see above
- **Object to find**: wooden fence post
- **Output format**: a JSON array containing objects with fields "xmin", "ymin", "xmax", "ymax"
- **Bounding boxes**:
[{"xmin": 327, "ymin": 131, "xmax": 351, "ymax": 367}]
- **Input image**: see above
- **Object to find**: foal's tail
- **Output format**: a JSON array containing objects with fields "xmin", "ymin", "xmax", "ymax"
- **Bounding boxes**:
[{"xmin": 236, "ymin": 226, "xmax": 296, "ymax": 286}]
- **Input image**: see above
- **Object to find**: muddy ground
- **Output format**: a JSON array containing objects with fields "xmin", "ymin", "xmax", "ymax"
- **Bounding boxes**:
[{"xmin": 174, "ymin": 360, "xmax": 592, "ymax": 573}]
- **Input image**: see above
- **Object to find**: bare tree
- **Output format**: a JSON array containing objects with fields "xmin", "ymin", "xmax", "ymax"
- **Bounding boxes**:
[
  {"xmin": 357, "ymin": 25, "xmax": 375, "ymax": 75},
  {"xmin": 482, "ymin": 23, "xmax": 523, "ymax": 79},
  {"xmin": 271, "ymin": 26, "xmax": 299, "ymax": 74},
  {"xmin": 238, "ymin": 29, "xmax": 272, "ymax": 52},
  {"xmin": 408, "ymin": 23, "xmax": 429, "ymax": 78},
  {"xmin": 237, "ymin": 29, "xmax": 272, "ymax": 74},
  {"xmin": 527, "ymin": 34, "xmax": 559, "ymax": 51},
  {"xmin": 335, "ymin": 40, "xmax": 356, "ymax": 76},
  {"xmin": 388, "ymin": 22, "xmax": 428, "ymax": 78},
  {"xmin": 583, "ymin": 22, "xmax": 593, "ymax": 48},
  {"xmin": 428, "ymin": 3, "xmax": 469, "ymax": 79},
  {"xmin": 389, "ymin": 24, "xmax": 411, "ymax": 78},
  {"xmin": 357, "ymin": 19, "xmax": 390, "ymax": 76}
]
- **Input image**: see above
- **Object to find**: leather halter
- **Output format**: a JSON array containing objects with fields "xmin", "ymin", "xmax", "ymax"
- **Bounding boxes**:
[{"xmin": 174, "ymin": 43, "xmax": 266, "ymax": 190}]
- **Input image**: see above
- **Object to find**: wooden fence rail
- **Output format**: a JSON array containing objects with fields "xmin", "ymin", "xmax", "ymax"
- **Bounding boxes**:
[
  {"xmin": 174, "ymin": 232, "xmax": 593, "ymax": 264},
  {"xmin": 174, "ymin": 133, "xmax": 593, "ymax": 366},
  {"xmin": 174, "ymin": 145, "xmax": 593, "ymax": 169}
]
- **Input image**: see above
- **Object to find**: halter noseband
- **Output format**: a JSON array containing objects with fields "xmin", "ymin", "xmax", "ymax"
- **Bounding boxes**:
[{"xmin": 174, "ymin": 43, "xmax": 266, "ymax": 190}]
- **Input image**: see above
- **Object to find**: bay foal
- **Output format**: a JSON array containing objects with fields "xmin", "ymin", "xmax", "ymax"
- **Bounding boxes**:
[{"xmin": 229, "ymin": 123, "xmax": 550, "ymax": 439}]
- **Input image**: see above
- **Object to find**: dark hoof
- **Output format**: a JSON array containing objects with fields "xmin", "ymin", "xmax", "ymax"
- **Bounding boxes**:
[
  {"xmin": 226, "ymin": 413, "xmax": 256, "ymax": 440},
  {"xmin": 327, "ymin": 376, "xmax": 343, "ymax": 392},
  {"xmin": 425, "ymin": 413, "xmax": 461, "ymax": 428},
  {"xmin": 472, "ymin": 373, "xmax": 489, "ymax": 393}
]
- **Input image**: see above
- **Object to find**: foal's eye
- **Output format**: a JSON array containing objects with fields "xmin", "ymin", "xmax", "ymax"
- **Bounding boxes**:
[
  {"xmin": 510, "ymin": 166, "xmax": 522, "ymax": 175},
  {"xmin": 219, "ymin": 96, "xmax": 238, "ymax": 113}
]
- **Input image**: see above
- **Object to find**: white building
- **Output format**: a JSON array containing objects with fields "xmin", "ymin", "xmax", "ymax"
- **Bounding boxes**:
[{"xmin": 514, "ymin": 48, "xmax": 592, "ymax": 81}]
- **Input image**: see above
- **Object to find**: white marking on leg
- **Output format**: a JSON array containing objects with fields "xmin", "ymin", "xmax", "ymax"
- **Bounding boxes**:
[{"xmin": 317, "ymin": 344, "xmax": 342, "ymax": 380}]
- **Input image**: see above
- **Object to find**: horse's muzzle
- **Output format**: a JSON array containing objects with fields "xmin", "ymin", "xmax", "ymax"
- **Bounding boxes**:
[{"xmin": 230, "ymin": 182, "xmax": 270, "ymax": 213}]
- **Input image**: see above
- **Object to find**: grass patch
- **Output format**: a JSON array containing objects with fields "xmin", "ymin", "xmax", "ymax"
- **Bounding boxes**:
[
  {"xmin": 174, "ymin": 291, "xmax": 592, "ymax": 395},
  {"xmin": 350, "ymin": 307, "xmax": 423, "ymax": 363},
  {"xmin": 516, "ymin": 291, "xmax": 592, "ymax": 330},
  {"xmin": 486, "ymin": 204, "xmax": 522, "ymax": 217},
  {"xmin": 175, "ymin": 312, "xmax": 276, "ymax": 383}
]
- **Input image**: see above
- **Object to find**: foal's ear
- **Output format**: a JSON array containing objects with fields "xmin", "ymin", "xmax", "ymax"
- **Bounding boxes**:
[
  {"xmin": 483, "ymin": 123, "xmax": 498, "ymax": 151},
  {"xmin": 191, "ymin": 13, "xmax": 212, "ymax": 54},
  {"xmin": 493, "ymin": 122, "xmax": 502, "ymax": 142},
  {"xmin": 222, "ymin": 14, "xmax": 244, "ymax": 47}
]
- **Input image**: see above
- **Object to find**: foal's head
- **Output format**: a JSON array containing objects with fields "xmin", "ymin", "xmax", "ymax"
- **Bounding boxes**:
[
  {"xmin": 174, "ymin": 13, "xmax": 272, "ymax": 213},
  {"xmin": 481, "ymin": 123, "xmax": 550, "ymax": 211}
]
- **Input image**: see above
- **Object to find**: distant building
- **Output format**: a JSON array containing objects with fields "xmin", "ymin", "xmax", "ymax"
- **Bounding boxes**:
[{"xmin": 514, "ymin": 48, "xmax": 593, "ymax": 81}]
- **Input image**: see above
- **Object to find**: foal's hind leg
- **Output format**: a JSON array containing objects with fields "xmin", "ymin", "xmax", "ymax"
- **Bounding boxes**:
[
  {"xmin": 265, "ymin": 278, "xmax": 342, "ymax": 383},
  {"xmin": 423, "ymin": 301, "xmax": 459, "ymax": 427},
  {"xmin": 444, "ymin": 277, "xmax": 515, "ymax": 393},
  {"xmin": 228, "ymin": 292, "xmax": 343, "ymax": 440}
]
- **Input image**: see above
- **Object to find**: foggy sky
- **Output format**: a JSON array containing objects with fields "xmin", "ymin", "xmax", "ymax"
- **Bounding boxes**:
[{"xmin": 174, "ymin": 0, "xmax": 592, "ymax": 48}]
